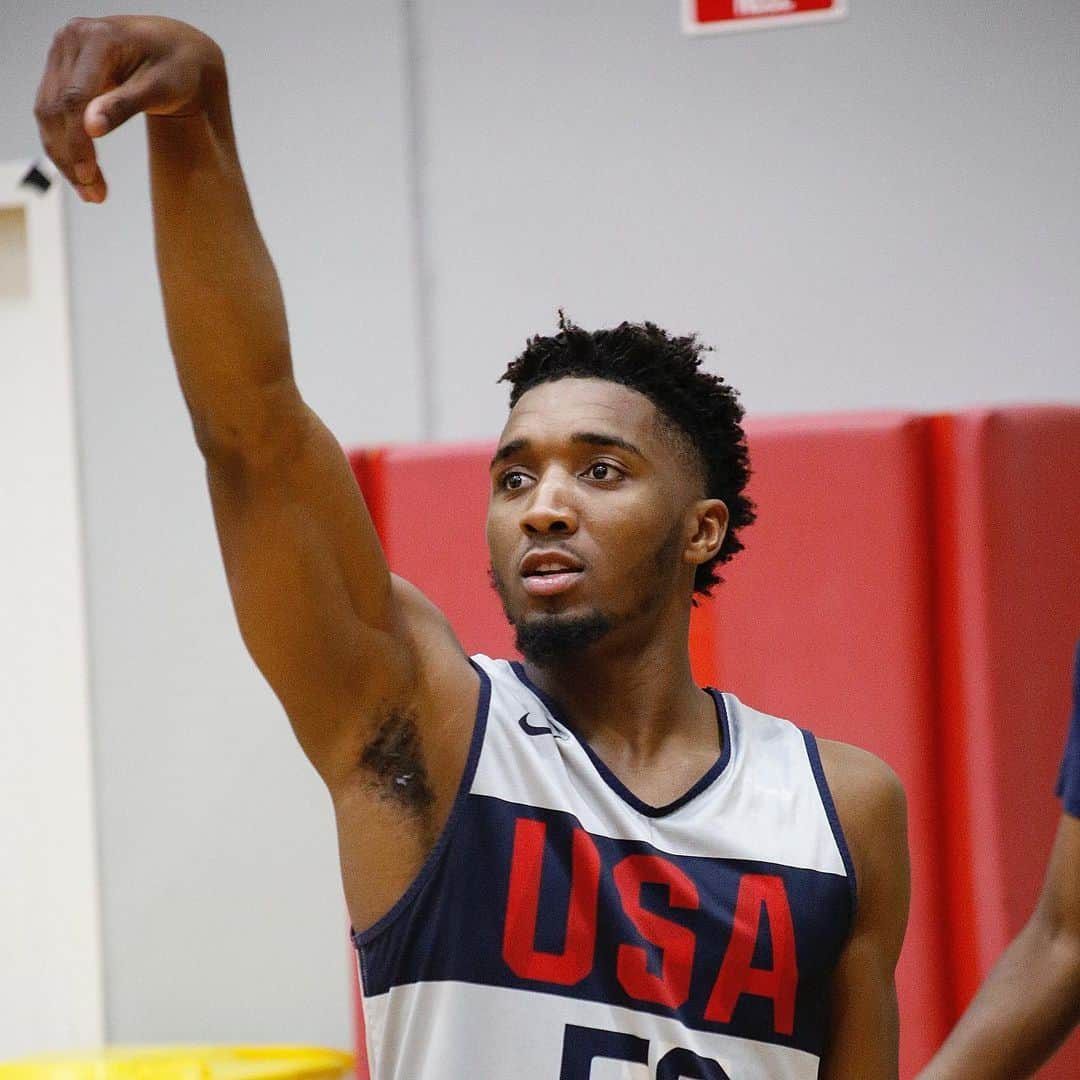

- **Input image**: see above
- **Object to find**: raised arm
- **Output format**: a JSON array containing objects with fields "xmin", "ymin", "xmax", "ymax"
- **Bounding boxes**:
[
  {"xmin": 917, "ymin": 813, "xmax": 1080, "ymax": 1080},
  {"xmin": 34, "ymin": 16, "xmax": 479, "ymax": 930}
]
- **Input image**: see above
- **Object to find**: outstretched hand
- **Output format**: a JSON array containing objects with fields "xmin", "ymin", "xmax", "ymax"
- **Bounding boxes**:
[{"xmin": 34, "ymin": 15, "xmax": 224, "ymax": 203}]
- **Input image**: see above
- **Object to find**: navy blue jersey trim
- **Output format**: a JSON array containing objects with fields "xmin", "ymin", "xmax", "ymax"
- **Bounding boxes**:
[
  {"xmin": 509, "ymin": 662, "xmax": 732, "ymax": 818},
  {"xmin": 351, "ymin": 659, "xmax": 492, "ymax": 963},
  {"xmin": 801, "ymin": 728, "xmax": 858, "ymax": 921}
]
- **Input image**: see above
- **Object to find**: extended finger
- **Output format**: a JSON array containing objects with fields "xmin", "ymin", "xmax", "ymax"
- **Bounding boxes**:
[
  {"xmin": 33, "ymin": 28, "xmax": 78, "ymax": 171},
  {"xmin": 64, "ymin": 24, "xmax": 121, "ymax": 185}
]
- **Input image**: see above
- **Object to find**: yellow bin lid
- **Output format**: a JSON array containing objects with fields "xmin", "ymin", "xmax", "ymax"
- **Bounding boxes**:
[{"xmin": 0, "ymin": 1047, "xmax": 355, "ymax": 1080}]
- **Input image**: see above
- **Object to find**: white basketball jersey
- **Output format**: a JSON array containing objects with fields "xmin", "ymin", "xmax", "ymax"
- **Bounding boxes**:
[{"xmin": 353, "ymin": 656, "xmax": 856, "ymax": 1080}]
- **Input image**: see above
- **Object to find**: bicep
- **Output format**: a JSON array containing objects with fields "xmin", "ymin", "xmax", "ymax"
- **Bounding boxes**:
[
  {"xmin": 822, "ymin": 913, "xmax": 903, "ymax": 1078},
  {"xmin": 207, "ymin": 406, "xmax": 483, "ymax": 929},
  {"xmin": 819, "ymin": 741, "xmax": 910, "ymax": 1079},
  {"xmin": 206, "ymin": 405, "xmax": 415, "ymax": 771}
]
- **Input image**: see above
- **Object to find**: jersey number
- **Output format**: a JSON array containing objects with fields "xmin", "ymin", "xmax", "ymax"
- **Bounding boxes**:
[{"xmin": 560, "ymin": 1024, "xmax": 730, "ymax": 1079}]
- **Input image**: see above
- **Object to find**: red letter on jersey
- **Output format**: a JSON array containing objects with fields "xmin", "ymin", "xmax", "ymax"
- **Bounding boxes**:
[
  {"xmin": 704, "ymin": 873, "xmax": 798, "ymax": 1035},
  {"xmin": 613, "ymin": 854, "xmax": 700, "ymax": 1009},
  {"xmin": 502, "ymin": 818, "xmax": 601, "ymax": 985}
]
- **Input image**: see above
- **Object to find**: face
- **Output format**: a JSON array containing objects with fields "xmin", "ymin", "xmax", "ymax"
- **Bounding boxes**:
[{"xmin": 486, "ymin": 377, "xmax": 727, "ymax": 663}]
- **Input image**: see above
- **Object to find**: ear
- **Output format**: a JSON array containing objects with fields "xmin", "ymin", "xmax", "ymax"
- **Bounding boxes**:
[{"xmin": 683, "ymin": 499, "xmax": 729, "ymax": 568}]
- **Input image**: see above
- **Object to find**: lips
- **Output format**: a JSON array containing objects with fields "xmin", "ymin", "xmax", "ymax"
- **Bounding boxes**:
[
  {"xmin": 520, "ymin": 549, "xmax": 584, "ymax": 576},
  {"xmin": 519, "ymin": 549, "xmax": 584, "ymax": 597}
]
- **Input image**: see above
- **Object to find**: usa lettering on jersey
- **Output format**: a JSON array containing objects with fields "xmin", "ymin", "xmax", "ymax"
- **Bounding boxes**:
[{"xmin": 355, "ymin": 658, "xmax": 855, "ymax": 1078}]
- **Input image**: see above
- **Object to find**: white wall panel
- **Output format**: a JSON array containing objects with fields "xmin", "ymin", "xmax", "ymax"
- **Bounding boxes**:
[
  {"xmin": 0, "ymin": 0, "xmax": 421, "ymax": 1049},
  {"xmin": 0, "ymin": 162, "xmax": 104, "ymax": 1057}
]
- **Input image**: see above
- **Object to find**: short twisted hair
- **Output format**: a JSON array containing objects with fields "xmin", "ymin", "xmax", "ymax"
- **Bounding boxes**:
[{"xmin": 499, "ymin": 314, "xmax": 755, "ymax": 596}]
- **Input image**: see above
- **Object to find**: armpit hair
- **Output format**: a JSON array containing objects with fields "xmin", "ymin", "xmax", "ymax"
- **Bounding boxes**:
[{"xmin": 359, "ymin": 707, "xmax": 436, "ymax": 815}]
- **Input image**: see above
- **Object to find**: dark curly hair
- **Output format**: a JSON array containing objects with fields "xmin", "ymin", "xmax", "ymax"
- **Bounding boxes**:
[{"xmin": 499, "ymin": 314, "xmax": 755, "ymax": 597}]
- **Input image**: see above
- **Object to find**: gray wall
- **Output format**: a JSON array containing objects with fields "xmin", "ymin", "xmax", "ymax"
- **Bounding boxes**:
[
  {"xmin": 2, "ymin": 0, "xmax": 1079, "ymax": 1051},
  {"xmin": 2, "ymin": 0, "xmax": 420, "ymax": 1048},
  {"xmin": 417, "ymin": 0, "xmax": 1080, "ymax": 436}
]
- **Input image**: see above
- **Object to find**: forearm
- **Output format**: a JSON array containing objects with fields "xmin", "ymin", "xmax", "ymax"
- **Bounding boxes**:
[
  {"xmin": 920, "ymin": 915, "xmax": 1080, "ymax": 1079},
  {"xmin": 147, "ymin": 59, "xmax": 297, "ymax": 458}
]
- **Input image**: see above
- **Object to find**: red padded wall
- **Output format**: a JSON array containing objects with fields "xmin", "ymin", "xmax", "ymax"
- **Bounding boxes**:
[
  {"xmin": 930, "ymin": 407, "xmax": 1080, "ymax": 1079},
  {"xmin": 354, "ymin": 442, "xmax": 514, "ymax": 655},
  {"xmin": 691, "ymin": 412, "xmax": 950, "ymax": 1077}
]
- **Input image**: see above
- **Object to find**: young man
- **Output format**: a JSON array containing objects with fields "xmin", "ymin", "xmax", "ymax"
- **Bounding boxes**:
[
  {"xmin": 35, "ymin": 16, "xmax": 909, "ymax": 1078},
  {"xmin": 918, "ymin": 645, "xmax": 1080, "ymax": 1080}
]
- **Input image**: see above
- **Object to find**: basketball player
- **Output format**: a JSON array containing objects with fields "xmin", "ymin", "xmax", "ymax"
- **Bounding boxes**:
[
  {"xmin": 918, "ymin": 644, "xmax": 1080, "ymax": 1079},
  {"xmin": 35, "ymin": 16, "xmax": 910, "ymax": 1078}
]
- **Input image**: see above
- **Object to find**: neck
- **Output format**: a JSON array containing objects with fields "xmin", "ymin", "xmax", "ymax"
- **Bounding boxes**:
[{"xmin": 521, "ymin": 611, "xmax": 715, "ymax": 762}]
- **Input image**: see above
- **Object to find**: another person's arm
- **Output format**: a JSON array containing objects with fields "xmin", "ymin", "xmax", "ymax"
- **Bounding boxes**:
[
  {"xmin": 818, "ymin": 740, "xmax": 911, "ymax": 1079},
  {"xmin": 34, "ymin": 16, "xmax": 478, "ymax": 932},
  {"xmin": 919, "ymin": 643, "xmax": 1080, "ymax": 1080},
  {"xmin": 917, "ymin": 813, "xmax": 1080, "ymax": 1080}
]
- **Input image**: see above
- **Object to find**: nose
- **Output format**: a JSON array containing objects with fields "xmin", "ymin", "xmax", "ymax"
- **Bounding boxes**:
[{"xmin": 520, "ymin": 471, "xmax": 579, "ymax": 537}]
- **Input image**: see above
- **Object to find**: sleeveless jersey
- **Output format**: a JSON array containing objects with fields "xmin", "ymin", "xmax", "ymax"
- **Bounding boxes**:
[{"xmin": 353, "ymin": 656, "xmax": 857, "ymax": 1079}]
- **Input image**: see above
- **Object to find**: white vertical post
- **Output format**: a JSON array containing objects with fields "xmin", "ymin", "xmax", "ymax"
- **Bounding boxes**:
[{"xmin": 0, "ymin": 162, "xmax": 105, "ymax": 1056}]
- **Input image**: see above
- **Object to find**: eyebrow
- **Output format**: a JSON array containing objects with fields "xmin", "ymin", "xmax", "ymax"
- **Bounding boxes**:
[{"xmin": 489, "ymin": 432, "xmax": 645, "ymax": 470}]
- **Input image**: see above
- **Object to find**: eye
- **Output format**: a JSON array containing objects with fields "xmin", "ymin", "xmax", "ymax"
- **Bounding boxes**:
[
  {"xmin": 500, "ymin": 469, "xmax": 530, "ymax": 491},
  {"xmin": 584, "ymin": 461, "xmax": 621, "ymax": 482}
]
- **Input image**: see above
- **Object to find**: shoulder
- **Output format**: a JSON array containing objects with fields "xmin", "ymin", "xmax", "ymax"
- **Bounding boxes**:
[
  {"xmin": 815, "ymin": 740, "xmax": 908, "ymax": 1075},
  {"xmin": 815, "ymin": 737, "xmax": 907, "ymax": 826},
  {"xmin": 385, "ymin": 573, "xmax": 483, "ymax": 764},
  {"xmin": 816, "ymin": 739, "xmax": 909, "ymax": 936},
  {"xmin": 391, "ymin": 575, "xmax": 478, "ymax": 680}
]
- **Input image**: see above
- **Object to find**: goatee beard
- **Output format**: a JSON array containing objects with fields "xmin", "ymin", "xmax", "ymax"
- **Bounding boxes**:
[
  {"xmin": 513, "ymin": 611, "xmax": 613, "ymax": 664},
  {"xmin": 489, "ymin": 565, "xmax": 612, "ymax": 664}
]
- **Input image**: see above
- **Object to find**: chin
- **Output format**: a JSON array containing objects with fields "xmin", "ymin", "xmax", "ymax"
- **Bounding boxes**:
[
  {"xmin": 490, "ymin": 564, "xmax": 613, "ymax": 663},
  {"xmin": 512, "ymin": 610, "xmax": 613, "ymax": 665}
]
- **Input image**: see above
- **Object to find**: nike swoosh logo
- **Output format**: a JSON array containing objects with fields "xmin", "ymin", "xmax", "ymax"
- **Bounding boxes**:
[{"xmin": 518, "ymin": 713, "xmax": 556, "ymax": 737}]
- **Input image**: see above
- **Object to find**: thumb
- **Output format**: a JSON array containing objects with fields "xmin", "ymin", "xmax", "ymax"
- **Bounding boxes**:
[
  {"xmin": 84, "ymin": 85, "xmax": 142, "ymax": 138},
  {"xmin": 84, "ymin": 68, "xmax": 175, "ymax": 138}
]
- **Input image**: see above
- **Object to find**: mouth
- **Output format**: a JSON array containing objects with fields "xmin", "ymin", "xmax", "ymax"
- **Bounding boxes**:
[
  {"xmin": 521, "ymin": 569, "xmax": 583, "ymax": 597},
  {"xmin": 519, "ymin": 550, "xmax": 585, "ymax": 597}
]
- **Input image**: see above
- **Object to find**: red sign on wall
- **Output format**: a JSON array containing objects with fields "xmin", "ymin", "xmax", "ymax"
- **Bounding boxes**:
[{"xmin": 683, "ymin": 0, "xmax": 847, "ymax": 35}]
